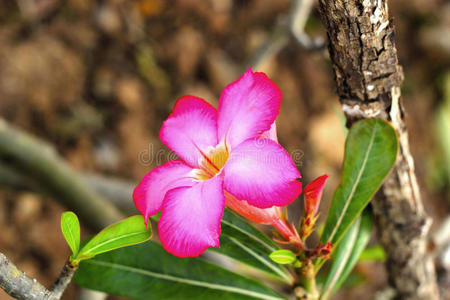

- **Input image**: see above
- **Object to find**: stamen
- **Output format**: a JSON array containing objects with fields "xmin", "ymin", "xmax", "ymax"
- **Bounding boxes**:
[{"xmin": 193, "ymin": 143, "xmax": 229, "ymax": 181}]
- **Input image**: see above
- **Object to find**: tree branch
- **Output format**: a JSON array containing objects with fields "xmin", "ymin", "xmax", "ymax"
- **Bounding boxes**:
[
  {"xmin": 316, "ymin": 1, "xmax": 439, "ymax": 299},
  {"xmin": 0, "ymin": 163, "xmax": 136, "ymax": 216},
  {"xmin": 0, "ymin": 119, "xmax": 125, "ymax": 231},
  {"xmin": 50, "ymin": 262, "xmax": 77, "ymax": 299},
  {"xmin": 0, "ymin": 253, "xmax": 54, "ymax": 300},
  {"xmin": 0, "ymin": 253, "xmax": 77, "ymax": 300},
  {"xmin": 290, "ymin": 0, "xmax": 325, "ymax": 50}
]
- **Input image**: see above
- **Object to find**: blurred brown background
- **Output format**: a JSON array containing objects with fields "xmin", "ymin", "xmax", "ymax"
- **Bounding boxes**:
[{"xmin": 0, "ymin": 0, "xmax": 448, "ymax": 299}]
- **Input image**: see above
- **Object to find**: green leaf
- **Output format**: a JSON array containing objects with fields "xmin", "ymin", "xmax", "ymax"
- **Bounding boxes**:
[
  {"xmin": 358, "ymin": 245, "xmax": 386, "ymax": 262},
  {"xmin": 61, "ymin": 211, "xmax": 81, "ymax": 259},
  {"xmin": 211, "ymin": 209, "xmax": 293, "ymax": 283},
  {"xmin": 269, "ymin": 250, "xmax": 297, "ymax": 265},
  {"xmin": 151, "ymin": 209, "xmax": 291, "ymax": 282},
  {"xmin": 320, "ymin": 119, "xmax": 397, "ymax": 247},
  {"xmin": 74, "ymin": 241, "xmax": 287, "ymax": 300},
  {"xmin": 320, "ymin": 210, "xmax": 372, "ymax": 299},
  {"xmin": 75, "ymin": 215, "xmax": 152, "ymax": 264}
]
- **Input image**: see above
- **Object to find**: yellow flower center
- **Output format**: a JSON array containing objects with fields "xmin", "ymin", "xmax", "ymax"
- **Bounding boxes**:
[{"xmin": 192, "ymin": 143, "xmax": 229, "ymax": 181}]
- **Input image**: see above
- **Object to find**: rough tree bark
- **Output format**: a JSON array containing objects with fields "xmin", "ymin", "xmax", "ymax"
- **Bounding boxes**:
[{"xmin": 316, "ymin": 1, "xmax": 439, "ymax": 299}]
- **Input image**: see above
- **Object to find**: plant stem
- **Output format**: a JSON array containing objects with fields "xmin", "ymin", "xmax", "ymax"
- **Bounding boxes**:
[{"xmin": 295, "ymin": 260, "xmax": 319, "ymax": 300}]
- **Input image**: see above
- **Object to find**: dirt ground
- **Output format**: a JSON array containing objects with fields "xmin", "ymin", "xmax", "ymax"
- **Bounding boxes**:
[{"xmin": 0, "ymin": 0, "xmax": 448, "ymax": 299}]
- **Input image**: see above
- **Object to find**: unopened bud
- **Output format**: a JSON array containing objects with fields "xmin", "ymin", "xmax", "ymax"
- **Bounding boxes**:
[{"xmin": 304, "ymin": 174, "xmax": 329, "ymax": 215}]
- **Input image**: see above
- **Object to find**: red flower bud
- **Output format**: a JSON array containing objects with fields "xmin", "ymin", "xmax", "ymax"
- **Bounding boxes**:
[{"xmin": 304, "ymin": 174, "xmax": 329, "ymax": 216}]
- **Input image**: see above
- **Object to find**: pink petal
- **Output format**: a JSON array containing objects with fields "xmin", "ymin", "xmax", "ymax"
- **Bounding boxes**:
[
  {"xmin": 224, "ymin": 190, "xmax": 279, "ymax": 225},
  {"xmin": 133, "ymin": 160, "xmax": 194, "ymax": 225},
  {"xmin": 217, "ymin": 68, "xmax": 282, "ymax": 149},
  {"xmin": 158, "ymin": 175, "xmax": 225, "ymax": 257},
  {"xmin": 160, "ymin": 96, "xmax": 218, "ymax": 168},
  {"xmin": 259, "ymin": 121, "xmax": 278, "ymax": 143},
  {"xmin": 304, "ymin": 174, "xmax": 329, "ymax": 215},
  {"xmin": 223, "ymin": 138, "xmax": 302, "ymax": 208}
]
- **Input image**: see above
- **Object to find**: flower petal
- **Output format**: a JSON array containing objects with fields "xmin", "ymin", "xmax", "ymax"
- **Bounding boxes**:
[
  {"xmin": 223, "ymin": 138, "xmax": 302, "ymax": 208},
  {"xmin": 158, "ymin": 175, "xmax": 225, "ymax": 257},
  {"xmin": 133, "ymin": 160, "xmax": 194, "ymax": 225},
  {"xmin": 217, "ymin": 68, "xmax": 282, "ymax": 149},
  {"xmin": 160, "ymin": 96, "xmax": 218, "ymax": 168},
  {"xmin": 304, "ymin": 174, "xmax": 329, "ymax": 215},
  {"xmin": 259, "ymin": 121, "xmax": 278, "ymax": 143},
  {"xmin": 224, "ymin": 190, "xmax": 279, "ymax": 225}
]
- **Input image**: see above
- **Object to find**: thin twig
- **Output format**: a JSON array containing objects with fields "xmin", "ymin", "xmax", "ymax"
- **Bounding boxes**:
[
  {"xmin": 50, "ymin": 261, "xmax": 77, "ymax": 299},
  {"xmin": 249, "ymin": 0, "xmax": 324, "ymax": 71},
  {"xmin": 290, "ymin": 0, "xmax": 325, "ymax": 51}
]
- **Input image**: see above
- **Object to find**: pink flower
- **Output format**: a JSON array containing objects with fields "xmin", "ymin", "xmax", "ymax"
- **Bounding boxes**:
[{"xmin": 133, "ymin": 68, "xmax": 302, "ymax": 257}]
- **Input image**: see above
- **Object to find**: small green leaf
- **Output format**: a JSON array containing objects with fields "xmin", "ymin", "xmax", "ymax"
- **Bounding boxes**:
[
  {"xmin": 61, "ymin": 211, "xmax": 81, "ymax": 259},
  {"xmin": 320, "ymin": 119, "xmax": 397, "ymax": 248},
  {"xmin": 269, "ymin": 250, "xmax": 297, "ymax": 265},
  {"xmin": 75, "ymin": 215, "xmax": 152, "ymax": 264},
  {"xmin": 74, "ymin": 242, "xmax": 286, "ymax": 300},
  {"xmin": 358, "ymin": 245, "xmax": 386, "ymax": 262}
]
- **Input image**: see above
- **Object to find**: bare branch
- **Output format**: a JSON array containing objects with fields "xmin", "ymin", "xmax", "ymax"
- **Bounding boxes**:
[
  {"xmin": 0, "ymin": 253, "xmax": 77, "ymax": 300},
  {"xmin": 0, "ymin": 253, "xmax": 54, "ymax": 300},
  {"xmin": 50, "ymin": 262, "xmax": 77, "ymax": 299},
  {"xmin": 290, "ymin": 0, "xmax": 325, "ymax": 50},
  {"xmin": 0, "ymin": 163, "xmax": 136, "ymax": 216},
  {"xmin": 0, "ymin": 119, "xmax": 125, "ymax": 231},
  {"xmin": 316, "ymin": 0, "xmax": 439, "ymax": 299},
  {"xmin": 249, "ymin": 0, "xmax": 324, "ymax": 71}
]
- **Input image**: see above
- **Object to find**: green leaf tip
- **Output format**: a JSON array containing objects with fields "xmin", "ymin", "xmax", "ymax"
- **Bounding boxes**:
[
  {"xmin": 269, "ymin": 250, "xmax": 297, "ymax": 265},
  {"xmin": 321, "ymin": 118, "xmax": 398, "ymax": 248},
  {"xmin": 73, "ymin": 215, "xmax": 152, "ymax": 265},
  {"xmin": 61, "ymin": 211, "xmax": 81, "ymax": 260}
]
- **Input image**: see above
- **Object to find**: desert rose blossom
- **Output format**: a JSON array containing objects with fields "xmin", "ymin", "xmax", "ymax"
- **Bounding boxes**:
[
  {"xmin": 223, "ymin": 122, "xmax": 305, "ymax": 249},
  {"xmin": 133, "ymin": 68, "xmax": 302, "ymax": 257}
]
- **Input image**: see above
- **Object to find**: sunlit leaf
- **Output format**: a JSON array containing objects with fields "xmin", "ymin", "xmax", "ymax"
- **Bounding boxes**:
[
  {"xmin": 74, "ymin": 215, "xmax": 152, "ymax": 264},
  {"xmin": 61, "ymin": 211, "xmax": 81, "ymax": 260},
  {"xmin": 269, "ymin": 250, "xmax": 297, "ymax": 265}
]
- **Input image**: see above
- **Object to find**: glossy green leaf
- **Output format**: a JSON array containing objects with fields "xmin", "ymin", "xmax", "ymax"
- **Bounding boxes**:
[
  {"xmin": 321, "ymin": 119, "xmax": 397, "ymax": 247},
  {"xmin": 211, "ymin": 209, "xmax": 293, "ymax": 283},
  {"xmin": 269, "ymin": 250, "xmax": 297, "ymax": 265},
  {"xmin": 61, "ymin": 211, "xmax": 81, "ymax": 259},
  {"xmin": 151, "ymin": 210, "xmax": 291, "ymax": 282},
  {"xmin": 74, "ymin": 241, "xmax": 287, "ymax": 300},
  {"xmin": 321, "ymin": 210, "xmax": 372, "ymax": 299},
  {"xmin": 75, "ymin": 215, "xmax": 152, "ymax": 264}
]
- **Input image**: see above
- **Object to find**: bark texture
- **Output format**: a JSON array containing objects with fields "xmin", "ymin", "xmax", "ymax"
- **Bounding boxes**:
[
  {"xmin": 316, "ymin": 1, "xmax": 439, "ymax": 299},
  {"xmin": 50, "ymin": 262, "xmax": 77, "ymax": 299},
  {"xmin": 0, "ymin": 253, "xmax": 56, "ymax": 300},
  {"xmin": 0, "ymin": 254, "xmax": 77, "ymax": 300}
]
